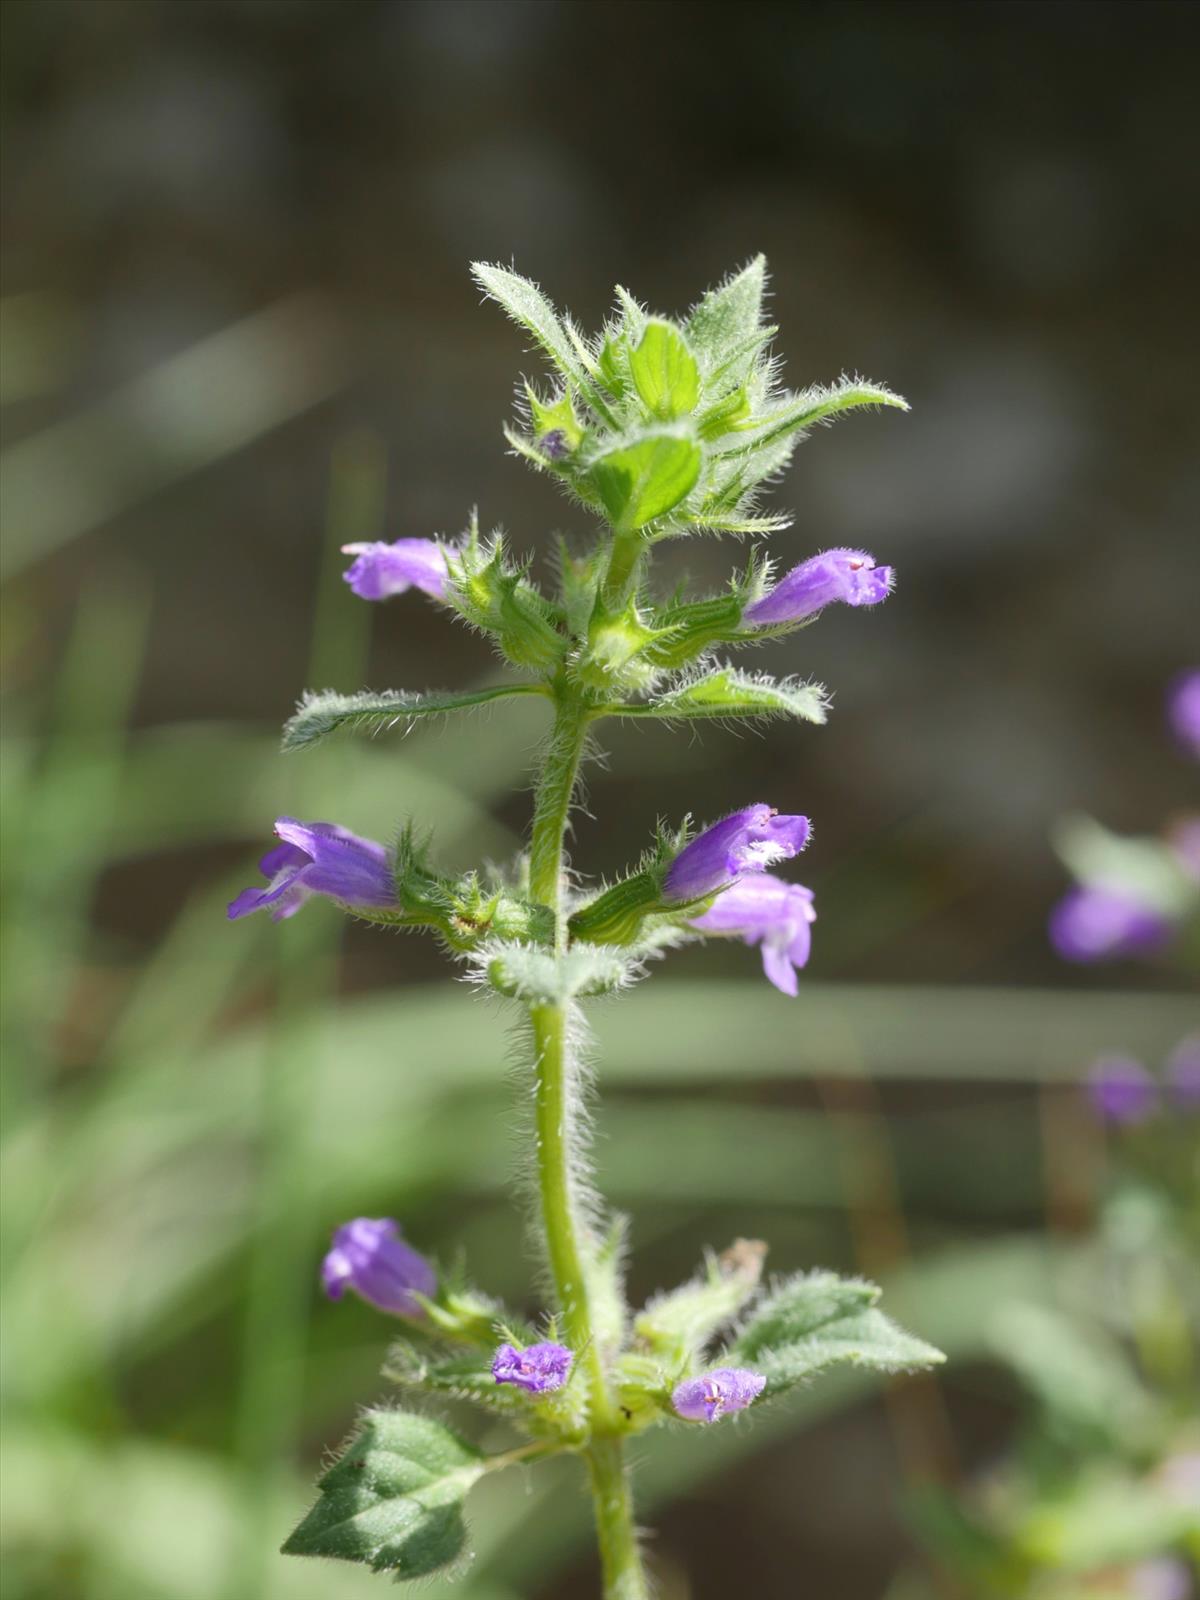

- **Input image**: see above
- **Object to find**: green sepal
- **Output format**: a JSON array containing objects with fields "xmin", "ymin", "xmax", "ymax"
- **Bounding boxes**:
[
  {"xmin": 641, "ymin": 591, "xmax": 748, "ymax": 670},
  {"xmin": 697, "ymin": 383, "xmax": 751, "ymax": 440},
  {"xmin": 447, "ymin": 532, "xmax": 567, "ymax": 672},
  {"xmin": 525, "ymin": 384, "xmax": 585, "ymax": 452},
  {"xmin": 588, "ymin": 430, "xmax": 702, "ymax": 533},
  {"xmin": 584, "ymin": 1215, "xmax": 630, "ymax": 1361},
  {"xmin": 635, "ymin": 1238, "xmax": 768, "ymax": 1365},
  {"xmin": 572, "ymin": 608, "xmax": 676, "ymax": 694},
  {"xmin": 282, "ymin": 683, "xmax": 547, "ymax": 751},
  {"xmin": 281, "ymin": 1409, "xmax": 484, "ymax": 1578},
  {"xmin": 390, "ymin": 830, "xmax": 553, "ymax": 952},
  {"xmin": 567, "ymin": 869, "xmax": 663, "ymax": 945},
  {"xmin": 628, "ymin": 320, "xmax": 701, "ymax": 421},
  {"xmin": 727, "ymin": 1270, "xmax": 945, "ymax": 1397},
  {"xmin": 615, "ymin": 667, "xmax": 829, "ymax": 726},
  {"xmin": 479, "ymin": 939, "xmax": 646, "ymax": 1002},
  {"xmin": 384, "ymin": 1340, "xmax": 588, "ymax": 1439}
]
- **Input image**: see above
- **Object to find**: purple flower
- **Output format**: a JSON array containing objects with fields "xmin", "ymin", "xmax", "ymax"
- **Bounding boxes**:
[
  {"xmin": 689, "ymin": 873, "xmax": 816, "ymax": 996},
  {"xmin": 1166, "ymin": 1036, "xmax": 1200, "ymax": 1110},
  {"xmin": 672, "ymin": 1367, "xmax": 766, "ymax": 1423},
  {"xmin": 227, "ymin": 819, "xmax": 397, "ymax": 922},
  {"xmin": 539, "ymin": 428, "xmax": 569, "ymax": 460},
  {"xmin": 1048, "ymin": 886, "xmax": 1171, "ymax": 963},
  {"xmin": 743, "ymin": 549, "xmax": 894, "ymax": 626},
  {"xmin": 1086, "ymin": 1055, "xmax": 1159, "ymax": 1125},
  {"xmin": 321, "ymin": 1218, "xmax": 437, "ymax": 1317},
  {"xmin": 491, "ymin": 1341, "xmax": 574, "ymax": 1393},
  {"xmin": 664, "ymin": 805, "xmax": 810, "ymax": 902},
  {"xmin": 1167, "ymin": 669, "xmax": 1200, "ymax": 758},
  {"xmin": 1133, "ymin": 1557, "xmax": 1193, "ymax": 1600},
  {"xmin": 341, "ymin": 538, "xmax": 449, "ymax": 602}
]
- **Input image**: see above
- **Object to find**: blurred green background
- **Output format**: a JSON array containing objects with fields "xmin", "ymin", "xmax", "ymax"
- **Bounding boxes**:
[{"xmin": 2, "ymin": 3, "xmax": 1197, "ymax": 1597}]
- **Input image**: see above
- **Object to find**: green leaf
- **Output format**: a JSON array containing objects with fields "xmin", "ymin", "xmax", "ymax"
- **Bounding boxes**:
[
  {"xmin": 471, "ymin": 262, "xmax": 616, "ymax": 423},
  {"xmin": 281, "ymin": 1409, "xmax": 484, "ymax": 1577},
  {"xmin": 717, "ymin": 377, "xmax": 908, "ymax": 459},
  {"xmin": 729, "ymin": 1272, "xmax": 945, "ymax": 1398},
  {"xmin": 686, "ymin": 256, "xmax": 768, "ymax": 370},
  {"xmin": 617, "ymin": 668, "xmax": 829, "ymax": 725},
  {"xmin": 283, "ymin": 684, "xmax": 547, "ymax": 751},
  {"xmin": 589, "ymin": 432, "xmax": 702, "ymax": 532},
  {"xmin": 629, "ymin": 321, "xmax": 701, "ymax": 421},
  {"xmin": 635, "ymin": 1239, "xmax": 767, "ymax": 1361}
]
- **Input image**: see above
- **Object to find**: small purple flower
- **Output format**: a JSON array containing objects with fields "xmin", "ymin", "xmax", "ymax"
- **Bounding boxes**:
[
  {"xmin": 321, "ymin": 1218, "xmax": 437, "ymax": 1317},
  {"xmin": 1167, "ymin": 669, "xmax": 1200, "ymax": 759},
  {"xmin": 1086, "ymin": 1055, "xmax": 1159, "ymax": 1125},
  {"xmin": 672, "ymin": 1367, "xmax": 766, "ymax": 1423},
  {"xmin": 539, "ymin": 428, "xmax": 569, "ymax": 460},
  {"xmin": 1166, "ymin": 1036, "xmax": 1200, "ymax": 1110},
  {"xmin": 1048, "ymin": 885, "xmax": 1172, "ymax": 963},
  {"xmin": 689, "ymin": 872, "xmax": 816, "ymax": 996},
  {"xmin": 227, "ymin": 818, "xmax": 397, "ymax": 922},
  {"xmin": 341, "ymin": 538, "xmax": 449, "ymax": 602},
  {"xmin": 664, "ymin": 805, "xmax": 810, "ymax": 902},
  {"xmin": 743, "ymin": 549, "xmax": 894, "ymax": 626},
  {"xmin": 491, "ymin": 1341, "xmax": 574, "ymax": 1394}
]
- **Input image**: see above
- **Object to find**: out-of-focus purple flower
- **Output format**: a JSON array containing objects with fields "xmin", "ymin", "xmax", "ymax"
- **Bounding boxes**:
[
  {"xmin": 1132, "ymin": 1557, "xmax": 1193, "ymax": 1600},
  {"xmin": 689, "ymin": 873, "xmax": 816, "ymax": 996},
  {"xmin": 1169, "ymin": 817, "xmax": 1200, "ymax": 883},
  {"xmin": 321, "ymin": 1218, "xmax": 436, "ymax": 1316},
  {"xmin": 1166, "ymin": 1036, "xmax": 1200, "ymax": 1110},
  {"xmin": 1048, "ymin": 886, "xmax": 1172, "ymax": 963},
  {"xmin": 341, "ymin": 538, "xmax": 449, "ymax": 601},
  {"xmin": 491, "ymin": 1341, "xmax": 574, "ymax": 1393},
  {"xmin": 227, "ymin": 819, "xmax": 396, "ymax": 922},
  {"xmin": 743, "ymin": 549, "xmax": 893, "ymax": 626},
  {"xmin": 1167, "ymin": 669, "xmax": 1200, "ymax": 759},
  {"xmin": 672, "ymin": 1367, "xmax": 766, "ymax": 1423},
  {"xmin": 664, "ymin": 805, "xmax": 810, "ymax": 902},
  {"xmin": 1087, "ymin": 1055, "xmax": 1160, "ymax": 1125}
]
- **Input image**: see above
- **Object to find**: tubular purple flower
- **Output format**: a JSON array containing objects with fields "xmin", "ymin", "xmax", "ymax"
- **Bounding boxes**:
[
  {"xmin": 491, "ymin": 1341, "xmax": 574, "ymax": 1393},
  {"xmin": 1166, "ymin": 1036, "xmax": 1200, "ymax": 1111},
  {"xmin": 743, "ymin": 548, "xmax": 894, "ymax": 626},
  {"xmin": 227, "ymin": 819, "xmax": 397, "ymax": 922},
  {"xmin": 1048, "ymin": 885, "xmax": 1171, "ymax": 963},
  {"xmin": 664, "ymin": 805, "xmax": 810, "ymax": 902},
  {"xmin": 1167, "ymin": 669, "xmax": 1200, "ymax": 758},
  {"xmin": 1086, "ymin": 1055, "xmax": 1159, "ymax": 1125},
  {"xmin": 672, "ymin": 1367, "xmax": 766, "ymax": 1423},
  {"xmin": 689, "ymin": 872, "xmax": 816, "ymax": 996},
  {"xmin": 341, "ymin": 537, "xmax": 449, "ymax": 602},
  {"xmin": 321, "ymin": 1218, "xmax": 437, "ymax": 1316}
]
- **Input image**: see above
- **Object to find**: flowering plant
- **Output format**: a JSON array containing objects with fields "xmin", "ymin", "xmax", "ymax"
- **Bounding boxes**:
[{"xmin": 231, "ymin": 259, "xmax": 943, "ymax": 1594}]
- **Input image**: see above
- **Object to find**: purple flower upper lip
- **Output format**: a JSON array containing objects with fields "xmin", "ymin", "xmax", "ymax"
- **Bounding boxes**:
[
  {"xmin": 227, "ymin": 818, "xmax": 397, "ymax": 922},
  {"xmin": 492, "ymin": 1341, "xmax": 574, "ymax": 1393},
  {"xmin": 342, "ymin": 538, "xmax": 450, "ymax": 602},
  {"xmin": 664, "ymin": 805, "xmax": 810, "ymax": 902},
  {"xmin": 321, "ymin": 1217, "xmax": 437, "ymax": 1317},
  {"xmin": 744, "ymin": 548, "xmax": 894, "ymax": 626},
  {"xmin": 689, "ymin": 872, "xmax": 816, "ymax": 996},
  {"xmin": 672, "ymin": 1367, "xmax": 766, "ymax": 1423}
]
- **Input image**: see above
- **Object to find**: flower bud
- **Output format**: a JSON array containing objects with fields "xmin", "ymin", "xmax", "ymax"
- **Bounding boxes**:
[
  {"xmin": 491, "ymin": 1340, "xmax": 574, "ymax": 1393},
  {"xmin": 321, "ymin": 1218, "xmax": 436, "ymax": 1317}
]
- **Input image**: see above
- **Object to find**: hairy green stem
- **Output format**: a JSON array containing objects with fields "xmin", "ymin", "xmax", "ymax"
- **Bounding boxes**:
[{"xmin": 527, "ymin": 688, "xmax": 649, "ymax": 1599}]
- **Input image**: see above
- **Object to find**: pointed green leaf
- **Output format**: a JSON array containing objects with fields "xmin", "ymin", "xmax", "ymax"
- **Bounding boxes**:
[
  {"xmin": 282, "ymin": 1409, "xmax": 484, "ymax": 1577},
  {"xmin": 470, "ymin": 262, "xmax": 616, "ymax": 422},
  {"xmin": 729, "ymin": 1271, "xmax": 944, "ymax": 1398},
  {"xmin": 718, "ymin": 378, "xmax": 908, "ymax": 460},
  {"xmin": 686, "ymin": 256, "xmax": 768, "ymax": 369},
  {"xmin": 629, "ymin": 321, "xmax": 701, "ymax": 420},
  {"xmin": 589, "ymin": 432, "xmax": 702, "ymax": 532},
  {"xmin": 283, "ymin": 684, "xmax": 547, "ymax": 751},
  {"xmin": 617, "ymin": 668, "xmax": 829, "ymax": 726}
]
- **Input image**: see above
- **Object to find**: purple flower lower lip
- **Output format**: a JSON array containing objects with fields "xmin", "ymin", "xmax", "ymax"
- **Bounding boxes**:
[
  {"xmin": 1047, "ymin": 885, "xmax": 1171, "ymax": 963},
  {"xmin": 1167, "ymin": 669, "xmax": 1200, "ymax": 758},
  {"xmin": 689, "ymin": 872, "xmax": 816, "ymax": 996},
  {"xmin": 743, "ymin": 548, "xmax": 893, "ymax": 626},
  {"xmin": 1086, "ymin": 1055, "xmax": 1159, "ymax": 1125},
  {"xmin": 491, "ymin": 1341, "xmax": 574, "ymax": 1393},
  {"xmin": 227, "ymin": 818, "xmax": 397, "ymax": 922},
  {"xmin": 341, "ymin": 538, "xmax": 450, "ymax": 601},
  {"xmin": 672, "ymin": 1367, "xmax": 765, "ymax": 1423},
  {"xmin": 664, "ymin": 805, "xmax": 810, "ymax": 902},
  {"xmin": 321, "ymin": 1218, "xmax": 437, "ymax": 1317}
]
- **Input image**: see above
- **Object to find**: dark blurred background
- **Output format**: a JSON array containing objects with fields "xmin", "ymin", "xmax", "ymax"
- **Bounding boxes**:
[{"xmin": 2, "ymin": 3, "xmax": 1197, "ymax": 1598}]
